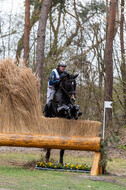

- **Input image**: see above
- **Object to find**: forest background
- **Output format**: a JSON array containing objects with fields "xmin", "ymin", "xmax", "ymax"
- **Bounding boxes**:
[{"xmin": 0, "ymin": 0, "xmax": 126, "ymax": 140}]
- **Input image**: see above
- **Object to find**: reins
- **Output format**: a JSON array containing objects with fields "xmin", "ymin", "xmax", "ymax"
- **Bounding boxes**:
[
  {"xmin": 60, "ymin": 82, "xmax": 68, "ymax": 95},
  {"xmin": 59, "ymin": 78, "xmax": 76, "ymax": 103}
]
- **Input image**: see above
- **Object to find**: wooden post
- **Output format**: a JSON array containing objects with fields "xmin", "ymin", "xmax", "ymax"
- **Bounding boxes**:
[{"xmin": 90, "ymin": 152, "xmax": 102, "ymax": 176}]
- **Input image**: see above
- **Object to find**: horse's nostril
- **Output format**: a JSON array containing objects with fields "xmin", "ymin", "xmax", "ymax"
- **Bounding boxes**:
[{"xmin": 71, "ymin": 97, "xmax": 75, "ymax": 102}]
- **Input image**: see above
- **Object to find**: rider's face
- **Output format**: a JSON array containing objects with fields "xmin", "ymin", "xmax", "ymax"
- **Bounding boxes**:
[{"xmin": 59, "ymin": 66, "xmax": 66, "ymax": 72}]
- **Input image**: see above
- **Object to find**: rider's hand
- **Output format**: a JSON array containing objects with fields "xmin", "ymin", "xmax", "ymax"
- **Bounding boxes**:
[
  {"xmin": 63, "ymin": 71, "xmax": 68, "ymax": 75},
  {"xmin": 54, "ymin": 71, "xmax": 69, "ymax": 89},
  {"xmin": 60, "ymin": 72, "xmax": 68, "ymax": 81}
]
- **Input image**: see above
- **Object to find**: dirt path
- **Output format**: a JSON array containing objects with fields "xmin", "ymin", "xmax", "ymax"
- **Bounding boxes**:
[
  {"xmin": 0, "ymin": 145, "xmax": 126, "ymax": 159},
  {"xmin": 77, "ymin": 175, "xmax": 126, "ymax": 187}
]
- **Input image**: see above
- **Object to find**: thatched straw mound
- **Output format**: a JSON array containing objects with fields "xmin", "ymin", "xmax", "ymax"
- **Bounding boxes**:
[
  {"xmin": 40, "ymin": 117, "xmax": 101, "ymax": 137},
  {"xmin": 0, "ymin": 58, "xmax": 42, "ymax": 133},
  {"xmin": 0, "ymin": 58, "xmax": 100, "ymax": 137}
]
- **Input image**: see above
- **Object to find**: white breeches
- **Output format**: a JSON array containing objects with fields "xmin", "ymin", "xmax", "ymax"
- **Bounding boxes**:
[{"xmin": 47, "ymin": 87, "xmax": 56, "ymax": 103}]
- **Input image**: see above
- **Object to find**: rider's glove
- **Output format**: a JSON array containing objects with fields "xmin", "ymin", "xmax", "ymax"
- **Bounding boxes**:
[
  {"xmin": 54, "ymin": 71, "xmax": 69, "ymax": 89},
  {"xmin": 60, "ymin": 71, "xmax": 68, "ymax": 81}
]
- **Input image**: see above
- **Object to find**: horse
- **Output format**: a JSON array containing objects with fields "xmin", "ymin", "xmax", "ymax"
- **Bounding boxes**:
[{"xmin": 44, "ymin": 73, "xmax": 82, "ymax": 164}]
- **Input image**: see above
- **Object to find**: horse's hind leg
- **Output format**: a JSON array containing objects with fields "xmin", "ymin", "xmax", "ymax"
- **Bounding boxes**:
[
  {"xmin": 59, "ymin": 149, "xmax": 64, "ymax": 165},
  {"xmin": 45, "ymin": 149, "xmax": 51, "ymax": 163}
]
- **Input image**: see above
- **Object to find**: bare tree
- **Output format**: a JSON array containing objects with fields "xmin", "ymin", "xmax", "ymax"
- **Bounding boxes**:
[
  {"xmin": 104, "ymin": 0, "xmax": 117, "ymax": 126},
  {"xmin": 24, "ymin": 0, "xmax": 30, "ymax": 66},
  {"xmin": 120, "ymin": 0, "xmax": 126, "ymax": 124},
  {"xmin": 106, "ymin": 0, "xmax": 109, "ymax": 30},
  {"xmin": 16, "ymin": 1, "xmax": 42, "ymax": 63},
  {"xmin": 36, "ymin": 0, "xmax": 52, "ymax": 96}
]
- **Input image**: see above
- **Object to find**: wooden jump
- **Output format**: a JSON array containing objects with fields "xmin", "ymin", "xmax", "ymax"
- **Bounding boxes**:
[{"xmin": 0, "ymin": 133, "xmax": 102, "ymax": 176}]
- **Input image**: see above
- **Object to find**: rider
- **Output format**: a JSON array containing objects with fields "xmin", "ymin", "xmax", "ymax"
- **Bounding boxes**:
[
  {"xmin": 45, "ymin": 61, "xmax": 82, "ymax": 118},
  {"xmin": 47, "ymin": 61, "xmax": 68, "ymax": 104}
]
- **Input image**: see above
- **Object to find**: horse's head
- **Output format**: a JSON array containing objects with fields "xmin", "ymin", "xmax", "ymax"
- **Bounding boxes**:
[{"xmin": 61, "ymin": 74, "xmax": 78, "ymax": 103}]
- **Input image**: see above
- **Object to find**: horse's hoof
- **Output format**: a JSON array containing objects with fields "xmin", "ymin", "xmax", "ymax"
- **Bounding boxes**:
[
  {"xmin": 78, "ymin": 112, "xmax": 82, "ymax": 117},
  {"xmin": 74, "ymin": 112, "xmax": 82, "ymax": 120}
]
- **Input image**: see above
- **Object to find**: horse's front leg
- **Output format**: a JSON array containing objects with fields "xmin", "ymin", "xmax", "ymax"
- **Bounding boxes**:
[
  {"xmin": 71, "ymin": 104, "xmax": 82, "ymax": 119},
  {"xmin": 45, "ymin": 149, "xmax": 51, "ymax": 163},
  {"xmin": 59, "ymin": 149, "xmax": 65, "ymax": 165}
]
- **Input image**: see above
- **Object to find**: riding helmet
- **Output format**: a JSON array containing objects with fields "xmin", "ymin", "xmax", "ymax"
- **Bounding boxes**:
[{"xmin": 58, "ymin": 61, "xmax": 67, "ymax": 67}]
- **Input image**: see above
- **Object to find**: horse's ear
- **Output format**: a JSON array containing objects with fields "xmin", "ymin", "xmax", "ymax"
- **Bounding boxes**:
[{"xmin": 73, "ymin": 74, "xmax": 79, "ymax": 79}]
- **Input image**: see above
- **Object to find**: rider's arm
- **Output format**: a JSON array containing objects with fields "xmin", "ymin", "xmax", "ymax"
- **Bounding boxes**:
[
  {"xmin": 49, "ymin": 70, "xmax": 68, "ymax": 87},
  {"xmin": 49, "ymin": 71, "xmax": 59, "ymax": 86}
]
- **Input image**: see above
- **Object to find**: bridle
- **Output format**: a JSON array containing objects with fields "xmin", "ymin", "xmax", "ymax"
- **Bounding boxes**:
[{"xmin": 59, "ymin": 78, "xmax": 76, "ymax": 102}]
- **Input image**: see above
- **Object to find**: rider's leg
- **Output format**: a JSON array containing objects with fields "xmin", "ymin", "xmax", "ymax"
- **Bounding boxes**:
[
  {"xmin": 43, "ymin": 101, "xmax": 52, "ymax": 117},
  {"xmin": 47, "ymin": 88, "xmax": 55, "ymax": 104},
  {"xmin": 45, "ymin": 88, "xmax": 55, "ymax": 117}
]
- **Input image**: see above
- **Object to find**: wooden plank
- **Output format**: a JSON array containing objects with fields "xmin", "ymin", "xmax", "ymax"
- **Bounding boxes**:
[
  {"xmin": 90, "ymin": 152, "xmax": 102, "ymax": 176},
  {"xmin": 0, "ymin": 133, "xmax": 101, "ymax": 151}
]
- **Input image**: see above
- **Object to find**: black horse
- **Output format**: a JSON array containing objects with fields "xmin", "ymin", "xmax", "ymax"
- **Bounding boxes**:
[{"xmin": 44, "ymin": 73, "xmax": 82, "ymax": 164}]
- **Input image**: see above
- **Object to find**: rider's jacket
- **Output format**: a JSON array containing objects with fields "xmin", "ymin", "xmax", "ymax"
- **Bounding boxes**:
[
  {"xmin": 47, "ymin": 68, "xmax": 63, "ymax": 103},
  {"xmin": 48, "ymin": 68, "xmax": 60, "ymax": 89}
]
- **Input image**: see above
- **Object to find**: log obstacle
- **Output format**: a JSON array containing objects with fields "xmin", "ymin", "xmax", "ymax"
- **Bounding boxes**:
[
  {"xmin": 0, "ymin": 133, "xmax": 102, "ymax": 176},
  {"xmin": 0, "ymin": 134, "xmax": 101, "ymax": 151}
]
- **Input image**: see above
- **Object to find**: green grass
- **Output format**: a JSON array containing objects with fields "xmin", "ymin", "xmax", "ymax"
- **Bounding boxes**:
[
  {"xmin": 106, "ymin": 158, "xmax": 126, "ymax": 173},
  {"xmin": 0, "ymin": 165, "xmax": 126, "ymax": 190},
  {"xmin": 118, "ymin": 145, "xmax": 126, "ymax": 151},
  {"xmin": 0, "ymin": 151, "xmax": 126, "ymax": 190},
  {"xmin": 0, "ymin": 152, "xmax": 40, "ymax": 163}
]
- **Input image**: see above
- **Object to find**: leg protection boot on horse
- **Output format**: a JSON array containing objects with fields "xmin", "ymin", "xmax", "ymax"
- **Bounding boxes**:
[
  {"xmin": 57, "ymin": 104, "xmax": 69, "ymax": 113},
  {"xmin": 75, "ymin": 111, "xmax": 82, "ymax": 119},
  {"xmin": 72, "ymin": 105, "xmax": 82, "ymax": 120},
  {"xmin": 57, "ymin": 104, "xmax": 72, "ymax": 118},
  {"xmin": 43, "ymin": 101, "xmax": 52, "ymax": 117}
]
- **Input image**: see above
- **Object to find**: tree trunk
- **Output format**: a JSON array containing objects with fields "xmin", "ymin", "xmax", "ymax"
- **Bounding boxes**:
[
  {"xmin": 24, "ymin": 0, "xmax": 30, "ymax": 66},
  {"xmin": 16, "ymin": 4, "xmax": 41, "ymax": 64},
  {"xmin": 36, "ymin": 0, "xmax": 52, "ymax": 97},
  {"xmin": 49, "ymin": 3, "xmax": 62, "ymax": 57},
  {"xmin": 104, "ymin": 0, "xmax": 116, "ymax": 127},
  {"xmin": 120, "ymin": 0, "xmax": 126, "ymax": 125},
  {"xmin": 106, "ymin": 0, "xmax": 109, "ymax": 30}
]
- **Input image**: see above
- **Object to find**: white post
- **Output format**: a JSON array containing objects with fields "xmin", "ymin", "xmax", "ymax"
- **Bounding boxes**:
[{"xmin": 103, "ymin": 101, "xmax": 113, "ymax": 140}]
